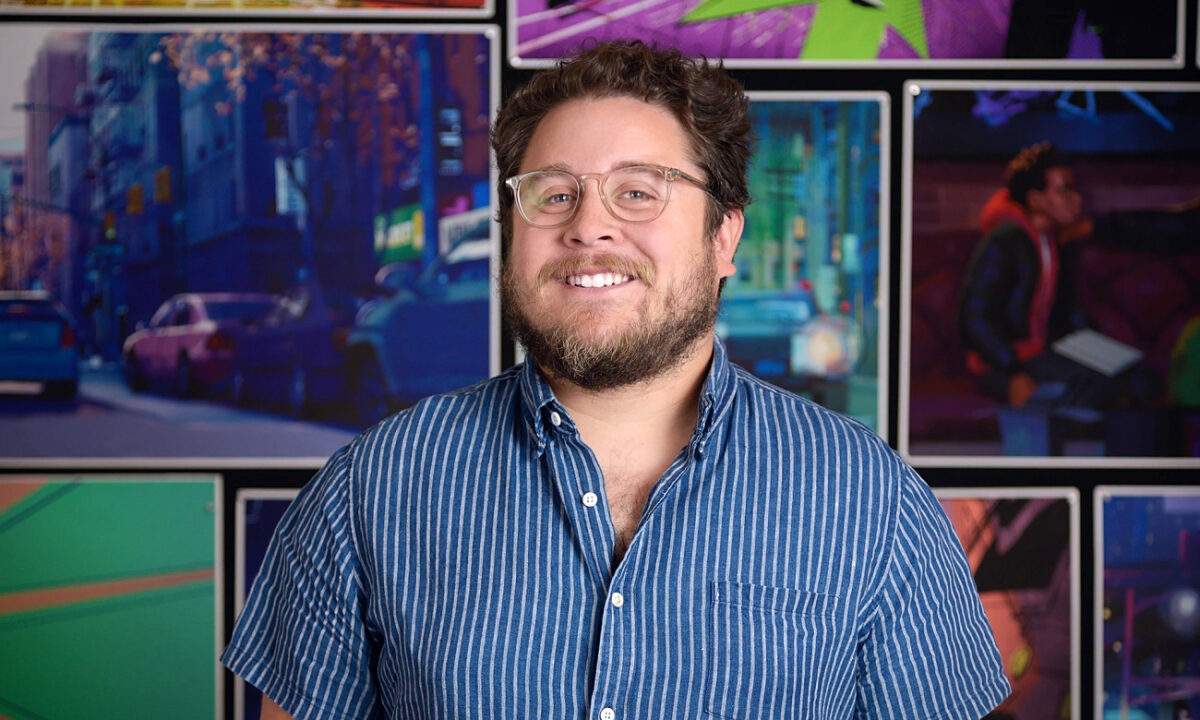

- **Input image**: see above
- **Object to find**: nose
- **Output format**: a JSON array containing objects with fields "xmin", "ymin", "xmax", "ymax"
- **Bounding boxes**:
[{"xmin": 564, "ymin": 176, "xmax": 618, "ymax": 246}]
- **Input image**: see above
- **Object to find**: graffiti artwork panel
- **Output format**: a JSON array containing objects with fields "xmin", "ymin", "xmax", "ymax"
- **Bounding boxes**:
[
  {"xmin": 0, "ymin": 25, "xmax": 498, "ymax": 466},
  {"xmin": 0, "ymin": 474, "xmax": 222, "ymax": 719},
  {"xmin": 719, "ymin": 92, "xmax": 885, "ymax": 433},
  {"xmin": 508, "ymin": 0, "xmax": 1182, "ymax": 68},
  {"xmin": 1096, "ymin": 487, "xmax": 1200, "ymax": 720},
  {"xmin": 936, "ymin": 488, "xmax": 1079, "ymax": 720},
  {"xmin": 901, "ymin": 82, "xmax": 1200, "ymax": 467}
]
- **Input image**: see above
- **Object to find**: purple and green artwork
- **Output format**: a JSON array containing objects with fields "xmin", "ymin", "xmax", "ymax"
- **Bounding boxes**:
[{"xmin": 510, "ymin": 0, "xmax": 1180, "ymax": 66}]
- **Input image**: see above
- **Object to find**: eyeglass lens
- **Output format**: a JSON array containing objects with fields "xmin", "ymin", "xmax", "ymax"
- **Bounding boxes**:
[{"xmin": 517, "ymin": 167, "xmax": 670, "ymax": 227}]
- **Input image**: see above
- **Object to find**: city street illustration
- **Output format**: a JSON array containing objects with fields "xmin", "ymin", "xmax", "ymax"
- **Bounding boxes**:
[{"xmin": 0, "ymin": 26, "xmax": 496, "ymax": 462}]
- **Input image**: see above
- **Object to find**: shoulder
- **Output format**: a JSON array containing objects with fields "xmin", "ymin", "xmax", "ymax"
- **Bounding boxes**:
[
  {"xmin": 347, "ymin": 367, "xmax": 522, "ymax": 461},
  {"xmin": 723, "ymin": 365, "xmax": 934, "ymax": 586},
  {"xmin": 727, "ymin": 363, "xmax": 906, "ymax": 479},
  {"xmin": 974, "ymin": 222, "xmax": 1032, "ymax": 262}
]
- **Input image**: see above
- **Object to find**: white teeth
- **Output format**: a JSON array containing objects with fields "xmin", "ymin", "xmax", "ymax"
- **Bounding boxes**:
[{"xmin": 565, "ymin": 273, "xmax": 631, "ymax": 288}]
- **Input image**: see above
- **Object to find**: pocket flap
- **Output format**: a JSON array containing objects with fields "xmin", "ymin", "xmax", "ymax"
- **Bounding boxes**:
[{"xmin": 711, "ymin": 580, "xmax": 839, "ymax": 618}]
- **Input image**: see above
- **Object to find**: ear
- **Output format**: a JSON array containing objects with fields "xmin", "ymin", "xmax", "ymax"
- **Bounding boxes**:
[{"xmin": 713, "ymin": 209, "xmax": 743, "ymax": 281}]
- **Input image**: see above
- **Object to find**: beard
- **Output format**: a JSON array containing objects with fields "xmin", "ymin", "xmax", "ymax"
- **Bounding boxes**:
[{"xmin": 501, "ymin": 249, "xmax": 720, "ymax": 391}]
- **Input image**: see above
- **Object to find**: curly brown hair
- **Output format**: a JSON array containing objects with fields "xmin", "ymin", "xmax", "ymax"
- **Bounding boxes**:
[{"xmin": 491, "ymin": 40, "xmax": 754, "ymax": 247}]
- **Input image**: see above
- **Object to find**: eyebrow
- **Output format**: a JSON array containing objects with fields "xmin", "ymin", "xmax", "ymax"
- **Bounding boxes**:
[{"xmin": 529, "ymin": 160, "xmax": 672, "ymax": 174}]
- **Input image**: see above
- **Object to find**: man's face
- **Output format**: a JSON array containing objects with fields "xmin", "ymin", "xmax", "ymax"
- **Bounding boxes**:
[
  {"xmin": 501, "ymin": 95, "xmax": 740, "ymax": 390},
  {"xmin": 1028, "ymin": 165, "xmax": 1083, "ymax": 233}
]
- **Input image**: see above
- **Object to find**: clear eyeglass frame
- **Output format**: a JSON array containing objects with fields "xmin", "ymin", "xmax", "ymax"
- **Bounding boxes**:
[{"xmin": 505, "ymin": 163, "xmax": 709, "ymax": 229}]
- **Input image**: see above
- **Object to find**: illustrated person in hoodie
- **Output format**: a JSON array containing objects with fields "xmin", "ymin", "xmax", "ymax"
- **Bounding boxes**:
[{"xmin": 958, "ymin": 141, "xmax": 1199, "ymax": 415}]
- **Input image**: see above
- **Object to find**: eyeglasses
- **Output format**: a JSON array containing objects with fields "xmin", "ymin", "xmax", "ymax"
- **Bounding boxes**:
[{"xmin": 505, "ymin": 164, "xmax": 709, "ymax": 229}]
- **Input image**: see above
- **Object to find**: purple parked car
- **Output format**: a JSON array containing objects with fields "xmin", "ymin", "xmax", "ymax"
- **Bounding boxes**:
[{"xmin": 122, "ymin": 293, "xmax": 277, "ymax": 397}]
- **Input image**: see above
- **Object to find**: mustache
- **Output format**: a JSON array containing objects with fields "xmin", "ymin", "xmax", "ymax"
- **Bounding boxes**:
[{"xmin": 536, "ymin": 254, "xmax": 655, "ymax": 287}]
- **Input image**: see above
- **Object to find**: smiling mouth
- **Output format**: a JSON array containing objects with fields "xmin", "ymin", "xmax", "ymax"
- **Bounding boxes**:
[{"xmin": 563, "ymin": 273, "xmax": 634, "ymax": 288}]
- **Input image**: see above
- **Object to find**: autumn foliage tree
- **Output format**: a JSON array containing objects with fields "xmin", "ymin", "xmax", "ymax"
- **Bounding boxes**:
[{"xmin": 152, "ymin": 30, "xmax": 489, "ymax": 286}]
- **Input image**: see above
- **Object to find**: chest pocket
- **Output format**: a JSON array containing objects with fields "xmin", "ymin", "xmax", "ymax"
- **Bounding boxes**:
[{"xmin": 704, "ymin": 580, "xmax": 851, "ymax": 719}]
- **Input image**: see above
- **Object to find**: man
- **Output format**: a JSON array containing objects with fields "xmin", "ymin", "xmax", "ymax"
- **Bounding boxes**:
[
  {"xmin": 960, "ymin": 142, "xmax": 1085, "ymax": 410},
  {"xmin": 225, "ymin": 41, "xmax": 1009, "ymax": 719},
  {"xmin": 959, "ymin": 142, "xmax": 1196, "ymax": 412}
]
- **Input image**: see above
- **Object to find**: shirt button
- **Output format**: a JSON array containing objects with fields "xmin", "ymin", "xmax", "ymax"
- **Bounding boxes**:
[
  {"xmin": 582, "ymin": 491, "xmax": 598, "ymax": 507},
  {"xmin": 610, "ymin": 592, "xmax": 624, "ymax": 608},
  {"xmin": 600, "ymin": 708, "xmax": 615, "ymax": 720},
  {"xmin": 549, "ymin": 411, "xmax": 562, "ymax": 427}
]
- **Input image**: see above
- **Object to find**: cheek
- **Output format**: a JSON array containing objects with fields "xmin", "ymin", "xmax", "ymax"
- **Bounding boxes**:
[{"xmin": 507, "ymin": 234, "xmax": 543, "ymax": 274}]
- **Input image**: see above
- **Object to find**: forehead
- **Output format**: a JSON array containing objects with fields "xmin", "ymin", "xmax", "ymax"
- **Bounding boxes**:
[
  {"xmin": 520, "ymin": 95, "xmax": 693, "ymax": 173},
  {"xmin": 1044, "ymin": 166, "xmax": 1076, "ymax": 187}
]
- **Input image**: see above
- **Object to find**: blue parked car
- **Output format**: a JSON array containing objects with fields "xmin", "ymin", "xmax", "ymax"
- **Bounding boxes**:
[
  {"xmin": 0, "ymin": 291, "xmax": 79, "ymax": 399},
  {"xmin": 346, "ymin": 238, "xmax": 491, "ymax": 426}
]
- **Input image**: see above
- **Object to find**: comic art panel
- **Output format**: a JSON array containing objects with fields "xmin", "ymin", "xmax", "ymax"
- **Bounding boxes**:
[
  {"xmin": 719, "ymin": 92, "xmax": 887, "ymax": 435},
  {"xmin": 901, "ymin": 82, "xmax": 1200, "ymax": 468},
  {"xmin": 1096, "ymin": 487, "xmax": 1200, "ymax": 720},
  {"xmin": 936, "ymin": 487, "xmax": 1080, "ymax": 720},
  {"xmin": 1, "ymin": 0, "xmax": 492, "ymax": 20},
  {"xmin": 233, "ymin": 488, "xmax": 299, "ymax": 720},
  {"xmin": 0, "ymin": 474, "xmax": 223, "ymax": 720},
  {"xmin": 0, "ymin": 25, "xmax": 499, "ymax": 467},
  {"xmin": 509, "ymin": 0, "xmax": 1182, "ymax": 68}
]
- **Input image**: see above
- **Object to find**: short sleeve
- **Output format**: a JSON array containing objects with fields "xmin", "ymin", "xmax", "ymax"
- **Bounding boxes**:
[
  {"xmin": 855, "ymin": 469, "xmax": 1011, "ymax": 719},
  {"xmin": 221, "ymin": 446, "xmax": 380, "ymax": 720}
]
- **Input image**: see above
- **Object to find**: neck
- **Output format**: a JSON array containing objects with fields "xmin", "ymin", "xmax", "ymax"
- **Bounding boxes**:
[
  {"xmin": 1030, "ymin": 213, "xmax": 1056, "ymax": 238},
  {"xmin": 541, "ymin": 334, "xmax": 714, "ymax": 444}
]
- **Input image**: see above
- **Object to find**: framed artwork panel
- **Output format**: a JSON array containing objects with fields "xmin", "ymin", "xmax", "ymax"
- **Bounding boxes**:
[
  {"xmin": 901, "ymin": 81, "xmax": 1200, "ymax": 468},
  {"xmin": 0, "ymin": 0, "xmax": 493, "ymax": 20},
  {"xmin": 233, "ymin": 487, "xmax": 299, "ymax": 720},
  {"xmin": 1095, "ymin": 486, "xmax": 1200, "ymax": 720},
  {"xmin": 935, "ymin": 486, "xmax": 1080, "ymax": 720},
  {"xmin": 0, "ymin": 24, "xmax": 500, "ymax": 467},
  {"xmin": 507, "ymin": 0, "xmax": 1183, "ymax": 69},
  {"xmin": 0, "ymin": 473, "xmax": 223, "ymax": 720},
  {"xmin": 717, "ymin": 91, "xmax": 887, "ymax": 435}
]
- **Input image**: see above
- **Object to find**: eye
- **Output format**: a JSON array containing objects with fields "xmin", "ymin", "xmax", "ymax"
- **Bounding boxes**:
[
  {"xmin": 543, "ymin": 191, "xmax": 575, "ymax": 206},
  {"xmin": 525, "ymin": 174, "xmax": 578, "ymax": 213},
  {"xmin": 611, "ymin": 181, "xmax": 661, "ymax": 205}
]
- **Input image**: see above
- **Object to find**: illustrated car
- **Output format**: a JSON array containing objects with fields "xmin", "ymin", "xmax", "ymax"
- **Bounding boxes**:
[
  {"xmin": 231, "ymin": 280, "xmax": 361, "ymax": 418},
  {"xmin": 122, "ymin": 292, "xmax": 278, "ymax": 397},
  {"xmin": 715, "ymin": 287, "xmax": 857, "ymax": 395},
  {"xmin": 0, "ymin": 290, "xmax": 79, "ymax": 399},
  {"xmin": 346, "ymin": 237, "xmax": 491, "ymax": 425}
]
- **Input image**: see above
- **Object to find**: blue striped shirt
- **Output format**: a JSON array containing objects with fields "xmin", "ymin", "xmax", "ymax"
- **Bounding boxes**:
[{"xmin": 223, "ymin": 338, "xmax": 1009, "ymax": 719}]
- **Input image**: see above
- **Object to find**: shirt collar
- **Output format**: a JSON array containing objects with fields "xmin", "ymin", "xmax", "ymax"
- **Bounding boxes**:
[
  {"xmin": 692, "ymin": 335, "xmax": 736, "ymax": 457},
  {"xmin": 516, "ymin": 335, "xmax": 738, "ymax": 458},
  {"xmin": 516, "ymin": 357, "xmax": 564, "ymax": 456}
]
